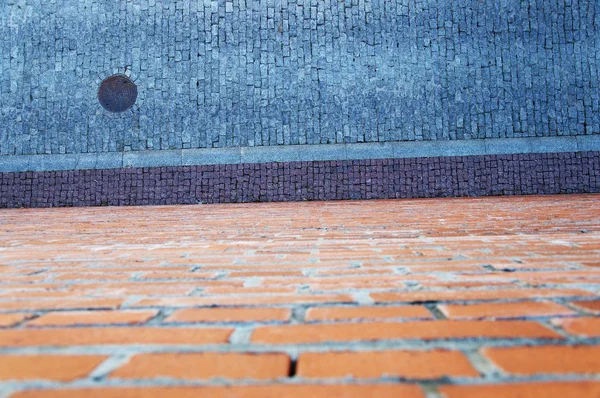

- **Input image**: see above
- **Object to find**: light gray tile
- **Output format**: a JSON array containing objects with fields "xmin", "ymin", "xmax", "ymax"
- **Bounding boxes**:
[
  {"xmin": 485, "ymin": 138, "xmax": 535, "ymax": 155},
  {"xmin": 577, "ymin": 135, "xmax": 600, "ymax": 152},
  {"xmin": 40, "ymin": 154, "xmax": 79, "ymax": 171},
  {"xmin": 345, "ymin": 143, "xmax": 394, "ymax": 160},
  {"xmin": 95, "ymin": 153, "xmax": 123, "ymax": 169},
  {"xmin": 0, "ymin": 156, "xmax": 33, "ymax": 172},
  {"xmin": 296, "ymin": 144, "xmax": 346, "ymax": 162},
  {"xmin": 123, "ymin": 150, "xmax": 181, "ymax": 168},
  {"xmin": 241, "ymin": 146, "xmax": 299, "ymax": 163},
  {"xmin": 183, "ymin": 148, "xmax": 241, "ymax": 165}
]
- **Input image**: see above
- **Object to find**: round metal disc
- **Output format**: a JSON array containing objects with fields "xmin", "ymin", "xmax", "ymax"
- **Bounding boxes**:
[{"xmin": 97, "ymin": 75, "xmax": 138, "ymax": 113}]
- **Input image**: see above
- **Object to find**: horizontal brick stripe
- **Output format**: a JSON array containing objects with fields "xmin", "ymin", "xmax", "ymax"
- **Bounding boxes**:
[
  {"xmin": 0, "ymin": 355, "xmax": 106, "ymax": 382},
  {"xmin": 440, "ymin": 382, "xmax": 600, "ymax": 398},
  {"xmin": 109, "ymin": 353, "xmax": 291, "ymax": 381},
  {"xmin": 1, "ymin": 151, "xmax": 599, "ymax": 208},
  {"xmin": 481, "ymin": 346, "xmax": 600, "ymax": 375},
  {"xmin": 251, "ymin": 321, "xmax": 561, "ymax": 344},
  {"xmin": 10, "ymin": 384, "xmax": 426, "ymax": 398},
  {"xmin": 0, "ymin": 328, "xmax": 233, "ymax": 348},
  {"xmin": 297, "ymin": 350, "xmax": 478, "ymax": 379}
]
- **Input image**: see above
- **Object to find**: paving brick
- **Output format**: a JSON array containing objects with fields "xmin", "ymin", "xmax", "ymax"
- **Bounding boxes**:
[
  {"xmin": 571, "ymin": 301, "xmax": 600, "ymax": 313},
  {"xmin": 297, "ymin": 350, "xmax": 478, "ymax": 379},
  {"xmin": 110, "ymin": 353, "xmax": 290, "ymax": 380},
  {"xmin": 52, "ymin": 273, "xmax": 132, "ymax": 281},
  {"xmin": 251, "ymin": 321, "xmax": 561, "ymax": 344},
  {"xmin": 553, "ymin": 318, "xmax": 600, "ymax": 337},
  {"xmin": 0, "ymin": 298, "xmax": 123, "ymax": 311},
  {"xmin": 165, "ymin": 308, "xmax": 291, "ymax": 323},
  {"xmin": 420, "ymin": 281, "xmax": 515, "ymax": 289},
  {"xmin": 439, "ymin": 301, "xmax": 575, "ymax": 319},
  {"xmin": 0, "ymin": 313, "xmax": 31, "ymax": 327},
  {"xmin": 372, "ymin": 289, "xmax": 594, "ymax": 303},
  {"xmin": 10, "ymin": 384, "xmax": 426, "ymax": 398},
  {"xmin": 262, "ymin": 276, "xmax": 409, "ymax": 287},
  {"xmin": 201, "ymin": 287, "xmax": 298, "ymax": 295},
  {"xmin": 0, "ymin": 328, "xmax": 232, "ymax": 347},
  {"xmin": 26, "ymin": 310, "xmax": 159, "ymax": 326},
  {"xmin": 228, "ymin": 271, "xmax": 304, "ymax": 277},
  {"xmin": 439, "ymin": 381, "xmax": 600, "ymax": 398},
  {"xmin": 460, "ymin": 270, "xmax": 600, "ymax": 282},
  {"xmin": 305, "ymin": 306, "xmax": 432, "ymax": 322},
  {"xmin": 316, "ymin": 269, "xmax": 393, "ymax": 276},
  {"xmin": 140, "ymin": 272, "xmax": 218, "ymax": 280},
  {"xmin": 0, "ymin": 355, "xmax": 106, "ymax": 381},
  {"xmin": 134, "ymin": 294, "xmax": 354, "ymax": 307},
  {"xmin": 482, "ymin": 346, "xmax": 600, "ymax": 375}
]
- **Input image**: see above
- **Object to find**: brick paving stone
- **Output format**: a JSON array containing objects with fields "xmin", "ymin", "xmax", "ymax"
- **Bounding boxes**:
[
  {"xmin": 305, "ymin": 306, "xmax": 433, "ymax": 322},
  {"xmin": 134, "ymin": 294, "xmax": 354, "ymax": 307},
  {"xmin": 571, "ymin": 301, "xmax": 600, "ymax": 313},
  {"xmin": 372, "ymin": 288, "xmax": 594, "ymax": 303},
  {"xmin": 0, "ymin": 355, "xmax": 106, "ymax": 382},
  {"xmin": 10, "ymin": 384, "xmax": 426, "ymax": 398},
  {"xmin": 0, "ymin": 298, "xmax": 123, "ymax": 311},
  {"xmin": 109, "ymin": 353, "xmax": 290, "ymax": 381},
  {"xmin": 0, "ymin": 313, "xmax": 31, "ymax": 328},
  {"xmin": 26, "ymin": 310, "xmax": 159, "ymax": 327},
  {"xmin": 439, "ymin": 301, "xmax": 576, "ymax": 319},
  {"xmin": 165, "ymin": 308, "xmax": 292, "ymax": 323},
  {"xmin": 0, "ymin": 328, "xmax": 233, "ymax": 348},
  {"xmin": 482, "ymin": 346, "xmax": 600, "ymax": 375},
  {"xmin": 439, "ymin": 382, "xmax": 600, "ymax": 398},
  {"xmin": 297, "ymin": 350, "xmax": 478, "ymax": 379},
  {"xmin": 251, "ymin": 320, "xmax": 561, "ymax": 344},
  {"xmin": 553, "ymin": 318, "xmax": 600, "ymax": 337}
]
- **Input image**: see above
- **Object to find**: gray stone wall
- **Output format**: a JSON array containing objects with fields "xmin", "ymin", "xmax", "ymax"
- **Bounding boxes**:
[{"xmin": 1, "ymin": 0, "xmax": 599, "ymax": 155}]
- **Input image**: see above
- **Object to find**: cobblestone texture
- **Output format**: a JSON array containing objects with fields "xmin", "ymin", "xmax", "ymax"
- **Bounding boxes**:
[
  {"xmin": 0, "ymin": 196, "xmax": 599, "ymax": 396},
  {"xmin": 0, "ymin": 151, "xmax": 598, "ymax": 208},
  {"xmin": 1, "ymin": 1, "xmax": 599, "ymax": 155}
]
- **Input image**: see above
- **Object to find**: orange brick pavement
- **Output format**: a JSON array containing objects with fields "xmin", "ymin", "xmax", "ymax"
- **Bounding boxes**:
[{"xmin": 0, "ymin": 195, "xmax": 599, "ymax": 397}]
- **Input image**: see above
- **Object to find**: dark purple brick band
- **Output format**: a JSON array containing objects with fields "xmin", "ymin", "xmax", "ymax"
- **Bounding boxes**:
[{"xmin": 1, "ymin": 152, "xmax": 599, "ymax": 208}]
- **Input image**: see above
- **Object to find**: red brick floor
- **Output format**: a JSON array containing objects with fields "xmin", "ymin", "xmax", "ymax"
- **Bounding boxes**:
[{"xmin": 0, "ymin": 195, "xmax": 599, "ymax": 397}]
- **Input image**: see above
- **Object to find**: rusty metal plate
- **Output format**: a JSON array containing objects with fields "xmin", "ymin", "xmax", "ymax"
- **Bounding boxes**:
[{"xmin": 97, "ymin": 75, "xmax": 138, "ymax": 113}]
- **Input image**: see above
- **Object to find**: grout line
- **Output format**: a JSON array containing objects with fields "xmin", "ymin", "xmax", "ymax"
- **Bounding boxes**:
[
  {"xmin": 0, "ymin": 386, "xmax": 16, "ymax": 398},
  {"xmin": 89, "ymin": 353, "xmax": 132, "ymax": 380},
  {"xmin": 228, "ymin": 326, "xmax": 254, "ymax": 345},
  {"xmin": 425, "ymin": 304, "xmax": 447, "ymax": 320},
  {"xmin": 243, "ymin": 277, "xmax": 262, "ymax": 288},
  {"xmin": 420, "ymin": 383, "xmax": 444, "ymax": 398},
  {"xmin": 463, "ymin": 349, "xmax": 502, "ymax": 379},
  {"xmin": 555, "ymin": 299, "xmax": 599, "ymax": 316},
  {"xmin": 290, "ymin": 307, "xmax": 307, "ymax": 324},
  {"xmin": 144, "ymin": 309, "xmax": 173, "ymax": 326},
  {"xmin": 351, "ymin": 292, "xmax": 375, "ymax": 305}
]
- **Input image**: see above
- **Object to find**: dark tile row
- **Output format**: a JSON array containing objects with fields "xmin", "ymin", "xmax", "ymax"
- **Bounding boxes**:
[{"xmin": 0, "ymin": 152, "xmax": 598, "ymax": 208}]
